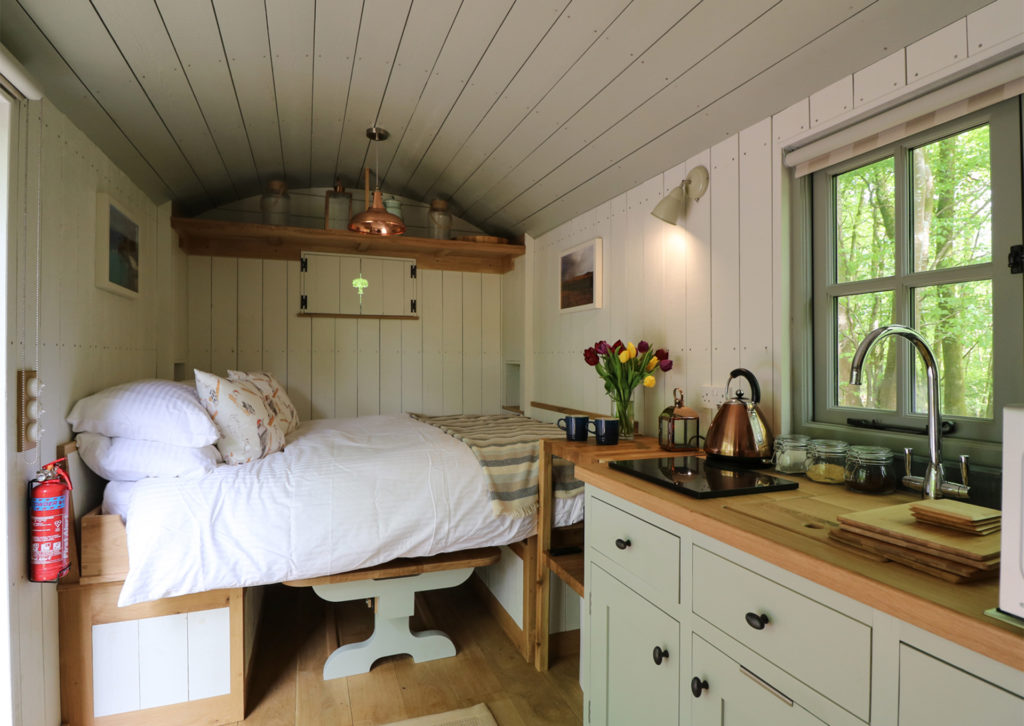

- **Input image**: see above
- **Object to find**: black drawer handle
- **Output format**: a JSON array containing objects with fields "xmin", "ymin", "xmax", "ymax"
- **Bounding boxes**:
[
  {"xmin": 614, "ymin": 538, "xmax": 632, "ymax": 550},
  {"xmin": 691, "ymin": 677, "xmax": 709, "ymax": 698},
  {"xmin": 745, "ymin": 611, "xmax": 770, "ymax": 630},
  {"xmin": 652, "ymin": 646, "xmax": 668, "ymax": 665}
]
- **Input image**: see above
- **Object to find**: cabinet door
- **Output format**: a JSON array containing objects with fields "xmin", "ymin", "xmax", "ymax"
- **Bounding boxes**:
[
  {"xmin": 589, "ymin": 564, "xmax": 680, "ymax": 726},
  {"xmin": 690, "ymin": 635, "xmax": 825, "ymax": 726},
  {"xmin": 898, "ymin": 645, "xmax": 1024, "ymax": 725}
]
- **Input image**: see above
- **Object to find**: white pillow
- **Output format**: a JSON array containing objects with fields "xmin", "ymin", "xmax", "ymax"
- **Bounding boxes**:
[
  {"xmin": 67, "ymin": 379, "xmax": 219, "ymax": 447},
  {"xmin": 227, "ymin": 370, "xmax": 300, "ymax": 436},
  {"xmin": 76, "ymin": 432, "xmax": 221, "ymax": 482},
  {"xmin": 194, "ymin": 370, "xmax": 285, "ymax": 465}
]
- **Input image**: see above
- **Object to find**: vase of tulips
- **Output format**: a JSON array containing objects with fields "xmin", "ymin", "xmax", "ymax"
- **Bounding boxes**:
[{"xmin": 583, "ymin": 340, "xmax": 673, "ymax": 439}]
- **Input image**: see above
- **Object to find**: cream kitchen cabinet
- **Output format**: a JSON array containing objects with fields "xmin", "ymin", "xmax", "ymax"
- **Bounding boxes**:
[
  {"xmin": 588, "ymin": 564, "xmax": 680, "ymax": 725},
  {"xmin": 582, "ymin": 482, "xmax": 1024, "ymax": 726},
  {"xmin": 690, "ymin": 633, "xmax": 825, "ymax": 726}
]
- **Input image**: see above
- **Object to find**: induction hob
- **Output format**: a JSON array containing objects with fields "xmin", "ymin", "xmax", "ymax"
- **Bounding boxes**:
[{"xmin": 607, "ymin": 456, "xmax": 798, "ymax": 499}]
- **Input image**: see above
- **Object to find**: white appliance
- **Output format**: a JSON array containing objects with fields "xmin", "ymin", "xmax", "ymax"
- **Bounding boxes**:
[{"xmin": 999, "ymin": 405, "xmax": 1024, "ymax": 621}]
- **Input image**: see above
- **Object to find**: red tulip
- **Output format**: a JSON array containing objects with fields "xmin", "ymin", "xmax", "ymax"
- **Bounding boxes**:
[
  {"xmin": 659, "ymin": 359, "xmax": 673, "ymax": 372},
  {"xmin": 611, "ymin": 340, "xmax": 624, "ymax": 352},
  {"xmin": 584, "ymin": 347, "xmax": 600, "ymax": 366},
  {"xmin": 595, "ymin": 340, "xmax": 610, "ymax": 355},
  {"xmin": 637, "ymin": 340, "xmax": 650, "ymax": 353},
  {"xmin": 654, "ymin": 348, "xmax": 669, "ymax": 361}
]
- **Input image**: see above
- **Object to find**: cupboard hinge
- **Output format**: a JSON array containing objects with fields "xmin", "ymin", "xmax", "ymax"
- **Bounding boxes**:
[
  {"xmin": 1010, "ymin": 244, "xmax": 1023, "ymax": 275},
  {"xmin": 410, "ymin": 264, "xmax": 417, "ymax": 279},
  {"xmin": 410, "ymin": 299, "xmax": 417, "ymax": 314},
  {"xmin": 300, "ymin": 257, "xmax": 308, "ymax": 272},
  {"xmin": 300, "ymin": 295, "xmax": 307, "ymax": 310}
]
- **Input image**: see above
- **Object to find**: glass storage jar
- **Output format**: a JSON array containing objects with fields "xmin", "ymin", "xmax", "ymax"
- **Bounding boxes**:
[
  {"xmin": 844, "ymin": 446, "xmax": 897, "ymax": 494},
  {"xmin": 806, "ymin": 439, "xmax": 849, "ymax": 484},
  {"xmin": 773, "ymin": 434, "xmax": 810, "ymax": 473}
]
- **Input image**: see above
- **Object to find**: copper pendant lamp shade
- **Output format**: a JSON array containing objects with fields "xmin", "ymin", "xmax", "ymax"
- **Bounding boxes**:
[{"xmin": 349, "ymin": 127, "xmax": 406, "ymax": 236}]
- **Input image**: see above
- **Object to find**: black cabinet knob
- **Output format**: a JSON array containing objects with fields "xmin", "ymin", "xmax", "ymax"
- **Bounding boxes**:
[
  {"xmin": 691, "ymin": 677, "xmax": 709, "ymax": 698},
  {"xmin": 652, "ymin": 646, "xmax": 669, "ymax": 665},
  {"xmin": 614, "ymin": 538, "xmax": 632, "ymax": 550},
  {"xmin": 745, "ymin": 611, "xmax": 770, "ymax": 630}
]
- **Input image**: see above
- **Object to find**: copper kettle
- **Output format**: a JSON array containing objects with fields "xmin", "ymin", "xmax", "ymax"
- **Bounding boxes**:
[{"xmin": 704, "ymin": 368, "xmax": 774, "ymax": 463}]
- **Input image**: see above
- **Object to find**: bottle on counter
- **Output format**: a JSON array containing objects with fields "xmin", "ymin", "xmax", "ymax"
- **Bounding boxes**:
[
  {"xmin": 806, "ymin": 439, "xmax": 849, "ymax": 484},
  {"xmin": 773, "ymin": 434, "xmax": 810, "ymax": 474},
  {"xmin": 844, "ymin": 446, "xmax": 897, "ymax": 494}
]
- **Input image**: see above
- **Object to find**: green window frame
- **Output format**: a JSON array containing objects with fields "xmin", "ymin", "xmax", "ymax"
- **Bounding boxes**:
[{"xmin": 794, "ymin": 96, "xmax": 1023, "ymax": 467}]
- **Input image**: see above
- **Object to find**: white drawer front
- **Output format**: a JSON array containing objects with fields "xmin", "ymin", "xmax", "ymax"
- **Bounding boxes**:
[
  {"xmin": 692, "ymin": 547, "xmax": 871, "ymax": 720},
  {"xmin": 590, "ymin": 497, "xmax": 680, "ymax": 604}
]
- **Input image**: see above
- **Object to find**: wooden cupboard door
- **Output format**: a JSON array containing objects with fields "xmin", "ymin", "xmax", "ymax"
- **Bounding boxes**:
[
  {"xmin": 589, "ymin": 564, "xmax": 680, "ymax": 726},
  {"xmin": 898, "ymin": 645, "xmax": 1024, "ymax": 725},
  {"xmin": 690, "ymin": 634, "xmax": 825, "ymax": 726}
]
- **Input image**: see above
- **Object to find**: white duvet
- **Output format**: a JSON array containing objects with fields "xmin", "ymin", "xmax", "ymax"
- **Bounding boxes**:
[{"xmin": 103, "ymin": 414, "xmax": 583, "ymax": 606}]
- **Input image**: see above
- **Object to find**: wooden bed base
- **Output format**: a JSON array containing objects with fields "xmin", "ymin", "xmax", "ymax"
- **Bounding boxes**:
[{"xmin": 61, "ymin": 506, "xmax": 542, "ymax": 724}]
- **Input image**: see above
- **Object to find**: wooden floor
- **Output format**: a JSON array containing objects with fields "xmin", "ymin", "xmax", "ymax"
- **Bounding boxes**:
[{"xmin": 238, "ymin": 581, "xmax": 583, "ymax": 725}]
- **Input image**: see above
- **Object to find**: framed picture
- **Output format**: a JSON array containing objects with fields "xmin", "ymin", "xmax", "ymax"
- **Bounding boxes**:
[
  {"xmin": 559, "ymin": 237, "xmax": 602, "ymax": 312},
  {"xmin": 95, "ymin": 192, "xmax": 140, "ymax": 298}
]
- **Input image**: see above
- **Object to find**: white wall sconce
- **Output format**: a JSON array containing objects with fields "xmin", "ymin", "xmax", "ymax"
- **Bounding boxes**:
[{"xmin": 651, "ymin": 165, "xmax": 710, "ymax": 225}]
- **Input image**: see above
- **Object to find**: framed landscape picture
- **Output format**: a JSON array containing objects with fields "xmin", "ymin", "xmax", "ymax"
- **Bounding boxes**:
[
  {"xmin": 560, "ymin": 237, "xmax": 602, "ymax": 312},
  {"xmin": 95, "ymin": 192, "xmax": 140, "ymax": 298}
]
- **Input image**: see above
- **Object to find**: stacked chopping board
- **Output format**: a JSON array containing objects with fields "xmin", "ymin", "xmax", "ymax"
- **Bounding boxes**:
[{"xmin": 829, "ymin": 500, "xmax": 1001, "ymax": 583}]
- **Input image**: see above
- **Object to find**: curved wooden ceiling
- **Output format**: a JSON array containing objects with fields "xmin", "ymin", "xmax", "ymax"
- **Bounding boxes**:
[{"xmin": 2, "ymin": 0, "xmax": 990, "ymax": 236}]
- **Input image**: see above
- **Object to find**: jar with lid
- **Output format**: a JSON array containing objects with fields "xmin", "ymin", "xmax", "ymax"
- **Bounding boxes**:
[
  {"xmin": 773, "ymin": 434, "xmax": 809, "ymax": 474},
  {"xmin": 806, "ymin": 439, "xmax": 848, "ymax": 483},
  {"xmin": 428, "ymin": 199, "xmax": 452, "ymax": 240},
  {"xmin": 844, "ymin": 446, "xmax": 896, "ymax": 494},
  {"xmin": 260, "ymin": 179, "xmax": 290, "ymax": 226}
]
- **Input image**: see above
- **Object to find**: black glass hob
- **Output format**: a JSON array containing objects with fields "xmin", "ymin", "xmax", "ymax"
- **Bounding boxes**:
[{"xmin": 607, "ymin": 456, "xmax": 798, "ymax": 499}]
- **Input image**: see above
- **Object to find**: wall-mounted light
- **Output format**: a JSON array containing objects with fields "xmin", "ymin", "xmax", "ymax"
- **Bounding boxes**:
[{"xmin": 651, "ymin": 165, "xmax": 710, "ymax": 226}]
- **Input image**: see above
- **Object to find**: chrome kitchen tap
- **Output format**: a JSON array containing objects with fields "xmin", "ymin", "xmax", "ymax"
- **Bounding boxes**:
[{"xmin": 849, "ymin": 324, "xmax": 969, "ymax": 500}]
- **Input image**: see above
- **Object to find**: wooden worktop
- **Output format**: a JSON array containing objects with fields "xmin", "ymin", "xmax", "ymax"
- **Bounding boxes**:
[{"xmin": 576, "ymin": 461, "xmax": 1024, "ymax": 672}]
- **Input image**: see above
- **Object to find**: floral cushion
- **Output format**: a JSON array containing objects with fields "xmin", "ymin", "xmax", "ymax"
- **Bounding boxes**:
[
  {"xmin": 227, "ymin": 370, "xmax": 300, "ymax": 436},
  {"xmin": 194, "ymin": 370, "xmax": 285, "ymax": 465}
]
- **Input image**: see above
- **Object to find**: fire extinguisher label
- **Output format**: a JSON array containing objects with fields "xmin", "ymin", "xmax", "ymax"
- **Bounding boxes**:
[{"xmin": 30, "ymin": 494, "xmax": 65, "ymax": 512}]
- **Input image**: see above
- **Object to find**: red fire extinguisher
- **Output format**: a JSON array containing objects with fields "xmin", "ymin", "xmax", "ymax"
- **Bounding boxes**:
[{"xmin": 29, "ymin": 458, "xmax": 73, "ymax": 583}]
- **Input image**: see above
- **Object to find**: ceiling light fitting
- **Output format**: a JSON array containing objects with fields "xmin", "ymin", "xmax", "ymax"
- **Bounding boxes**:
[
  {"xmin": 348, "ymin": 126, "xmax": 406, "ymax": 236},
  {"xmin": 651, "ymin": 165, "xmax": 710, "ymax": 226}
]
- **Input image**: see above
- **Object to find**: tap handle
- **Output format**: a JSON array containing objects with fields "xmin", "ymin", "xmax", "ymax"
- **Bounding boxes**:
[
  {"xmin": 903, "ymin": 447, "xmax": 913, "ymax": 477},
  {"xmin": 959, "ymin": 454, "xmax": 970, "ymax": 490}
]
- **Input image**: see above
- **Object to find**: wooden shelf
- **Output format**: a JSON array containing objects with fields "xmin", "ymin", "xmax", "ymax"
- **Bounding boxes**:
[
  {"xmin": 545, "ymin": 551, "xmax": 584, "ymax": 597},
  {"xmin": 172, "ymin": 217, "xmax": 525, "ymax": 274}
]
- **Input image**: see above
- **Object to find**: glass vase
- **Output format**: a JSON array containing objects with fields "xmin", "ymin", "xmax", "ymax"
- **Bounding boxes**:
[{"xmin": 613, "ymin": 396, "xmax": 635, "ymax": 440}]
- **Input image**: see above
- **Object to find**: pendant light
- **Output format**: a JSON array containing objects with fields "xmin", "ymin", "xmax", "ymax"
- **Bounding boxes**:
[{"xmin": 348, "ymin": 127, "xmax": 406, "ymax": 236}]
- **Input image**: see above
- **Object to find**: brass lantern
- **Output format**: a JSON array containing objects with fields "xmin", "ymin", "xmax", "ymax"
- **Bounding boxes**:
[{"xmin": 658, "ymin": 388, "xmax": 700, "ymax": 452}]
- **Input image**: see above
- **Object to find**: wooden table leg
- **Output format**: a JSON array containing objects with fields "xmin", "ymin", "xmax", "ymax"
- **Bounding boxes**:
[{"xmin": 535, "ymin": 439, "xmax": 554, "ymax": 671}]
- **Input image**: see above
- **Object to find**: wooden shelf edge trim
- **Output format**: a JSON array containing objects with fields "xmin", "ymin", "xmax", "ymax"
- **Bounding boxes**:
[
  {"xmin": 530, "ymin": 401, "xmax": 607, "ymax": 419},
  {"xmin": 297, "ymin": 313, "xmax": 419, "ymax": 321}
]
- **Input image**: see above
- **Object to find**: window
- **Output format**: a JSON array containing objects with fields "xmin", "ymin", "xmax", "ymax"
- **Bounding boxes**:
[{"xmin": 806, "ymin": 97, "xmax": 1023, "ymax": 453}]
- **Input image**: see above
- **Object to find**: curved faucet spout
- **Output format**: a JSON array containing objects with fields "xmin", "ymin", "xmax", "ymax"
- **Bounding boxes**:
[{"xmin": 848, "ymin": 324, "xmax": 945, "ymax": 499}]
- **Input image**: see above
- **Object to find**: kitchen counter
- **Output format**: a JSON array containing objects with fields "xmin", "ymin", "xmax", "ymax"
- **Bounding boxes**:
[{"xmin": 575, "ymin": 460, "xmax": 1024, "ymax": 671}]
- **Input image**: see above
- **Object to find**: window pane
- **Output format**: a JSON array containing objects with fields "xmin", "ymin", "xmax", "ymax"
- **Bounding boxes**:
[
  {"xmin": 913, "ymin": 280, "xmax": 993, "ymax": 419},
  {"xmin": 835, "ymin": 157, "xmax": 895, "ymax": 282},
  {"xmin": 911, "ymin": 125, "xmax": 991, "ymax": 271},
  {"xmin": 836, "ymin": 291, "xmax": 895, "ymax": 409}
]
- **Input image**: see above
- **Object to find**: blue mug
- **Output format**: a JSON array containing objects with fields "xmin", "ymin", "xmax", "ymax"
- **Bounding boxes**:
[
  {"xmin": 557, "ymin": 415, "xmax": 589, "ymax": 442},
  {"xmin": 589, "ymin": 417, "xmax": 619, "ymax": 446}
]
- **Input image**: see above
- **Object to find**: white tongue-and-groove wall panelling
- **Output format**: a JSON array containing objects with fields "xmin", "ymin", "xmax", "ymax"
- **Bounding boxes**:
[{"xmin": 185, "ymin": 258, "xmax": 502, "ymax": 419}]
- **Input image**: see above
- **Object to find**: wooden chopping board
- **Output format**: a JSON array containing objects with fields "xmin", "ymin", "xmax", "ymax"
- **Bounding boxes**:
[
  {"xmin": 828, "ymin": 529, "xmax": 998, "ymax": 583},
  {"xmin": 837, "ymin": 502, "xmax": 1000, "ymax": 562}
]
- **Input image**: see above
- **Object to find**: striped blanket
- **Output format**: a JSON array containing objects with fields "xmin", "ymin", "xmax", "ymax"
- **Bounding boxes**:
[{"xmin": 410, "ymin": 414, "xmax": 583, "ymax": 518}]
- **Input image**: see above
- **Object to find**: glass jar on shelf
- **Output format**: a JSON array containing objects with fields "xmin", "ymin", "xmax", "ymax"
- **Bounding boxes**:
[
  {"xmin": 772, "ymin": 434, "xmax": 809, "ymax": 474},
  {"xmin": 844, "ymin": 446, "xmax": 897, "ymax": 494},
  {"xmin": 806, "ymin": 439, "xmax": 849, "ymax": 484}
]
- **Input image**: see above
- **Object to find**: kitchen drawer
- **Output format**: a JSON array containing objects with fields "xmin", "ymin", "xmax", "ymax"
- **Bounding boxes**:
[
  {"xmin": 589, "ymin": 497, "xmax": 680, "ymax": 604},
  {"xmin": 692, "ymin": 546, "xmax": 871, "ymax": 720}
]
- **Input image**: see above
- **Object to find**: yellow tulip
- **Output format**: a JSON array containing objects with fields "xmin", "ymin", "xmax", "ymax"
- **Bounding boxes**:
[
  {"xmin": 619, "ymin": 349, "xmax": 630, "ymax": 363},
  {"xmin": 646, "ymin": 357, "xmax": 658, "ymax": 371},
  {"xmin": 627, "ymin": 342, "xmax": 637, "ymax": 359},
  {"xmin": 643, "ymin": 375, "xmax": 656, "ymax": 388}
]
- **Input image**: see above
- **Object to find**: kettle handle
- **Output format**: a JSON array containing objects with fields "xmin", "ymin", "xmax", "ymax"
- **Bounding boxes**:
[{"xmin": 727, "ymin": 368, "xmax": 761, "ymax": 404}]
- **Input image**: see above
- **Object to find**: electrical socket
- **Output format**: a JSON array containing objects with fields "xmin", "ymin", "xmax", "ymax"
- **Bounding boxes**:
[{"xmin": 701, "ymin": 385, "xmax": 729, "ymax": 409}]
